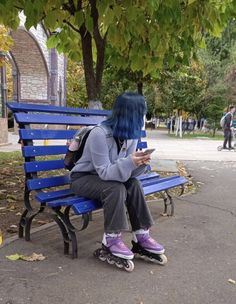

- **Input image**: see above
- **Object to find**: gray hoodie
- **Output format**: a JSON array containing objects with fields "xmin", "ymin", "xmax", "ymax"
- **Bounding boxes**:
[{"xmin": 70, "ymin": 125, "xmax": 147, "ymax": 182}]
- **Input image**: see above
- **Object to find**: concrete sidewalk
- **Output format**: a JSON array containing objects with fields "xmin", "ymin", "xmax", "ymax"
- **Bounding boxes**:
[
  {"xmin": 1, "ymin": 130, "xmax": 236, "ymax": 304},
  {"xmin": 0, "ymin": 161, "xmax": 236, "ymax": 304}
]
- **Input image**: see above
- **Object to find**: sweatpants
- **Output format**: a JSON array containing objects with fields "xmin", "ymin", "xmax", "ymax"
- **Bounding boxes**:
[{"xmin": 70, "ymin": 173, "xmax": 154, "ymax": 233}]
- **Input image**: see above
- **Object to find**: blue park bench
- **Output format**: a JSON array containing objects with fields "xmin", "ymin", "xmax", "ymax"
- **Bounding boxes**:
[{"xmin": 7, "ymin": 101, "xmax": 188, "ymax": 258}]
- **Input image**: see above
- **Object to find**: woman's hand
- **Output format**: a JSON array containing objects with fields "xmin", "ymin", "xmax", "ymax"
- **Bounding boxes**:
[{"xmin": 131, "ymin": 151, "xmax": 151, "ymax": 166}]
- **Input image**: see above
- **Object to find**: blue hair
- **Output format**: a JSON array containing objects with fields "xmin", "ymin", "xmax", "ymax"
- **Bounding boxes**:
[{"xmin": 102, "ymin": 92, "xmax": 147, "ymax": 139}]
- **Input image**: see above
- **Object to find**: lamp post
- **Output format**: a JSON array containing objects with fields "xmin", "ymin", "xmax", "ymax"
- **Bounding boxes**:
[{"xmin": 0, "ymin": 51, "xmax": 7, "ymax": 118}]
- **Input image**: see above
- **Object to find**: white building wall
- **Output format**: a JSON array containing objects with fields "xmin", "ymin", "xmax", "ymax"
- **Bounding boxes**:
[{"xmin": 17, "ymin": 12, "xmax": 66, "ymax": 104}]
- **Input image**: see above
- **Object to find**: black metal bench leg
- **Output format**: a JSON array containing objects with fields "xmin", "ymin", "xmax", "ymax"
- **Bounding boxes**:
[
  {"xmin": 67, "ymin": 229, "xmax": 78, "ymax": 259},
  {"xmin": 53, "ymin": 206, "xmax": 80, "ymax": 258},
  {"xmin": 52, "ymin": 214, "xmax": 70, "ymax": 255},
  {"xmin": 164, "ymin": 196, "xmax": 168, "ymax": 215},
  {"xmin": 160, "ymin": 191, "xmax": 175, "ymax": 216},
  {"xmin": 24, "ymin": 206, "xmax": 45, "ymax": 241},
  {"xmin": 165, "ymin": 191, "xmax": 175, "ymax": 216},
  {"xmin": 19, "ymin": 209, "xmax": 28, "ymax": 238}
]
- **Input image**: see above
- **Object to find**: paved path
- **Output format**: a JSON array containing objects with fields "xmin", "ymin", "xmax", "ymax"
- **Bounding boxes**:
[
  {"xmin": 0, "ymin": 161, "xmax": 236, "ymax": 304},
  {"xmin": 147, "ymin": 130, "xmax": 236, "ymax": 162},
  {"xmin": 0, "ymin": 130, "xmax": 236, "ymax": 304}
]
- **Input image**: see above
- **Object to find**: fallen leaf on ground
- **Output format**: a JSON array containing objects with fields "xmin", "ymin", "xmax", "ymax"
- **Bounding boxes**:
[
  {"xmin": 196, "ymin": 182, "xmax": 205, "ymax": 185},
  {"xmin": 36, "ymin": 220, "xmax": 49, "ymax": 225},
  {"xmin": 21, "ymin": 252, "xmax": 46, "ymax": 261},
  {"xmin": 10, "ymin": 224, "xmax": 17, "ymax": 228},
  {"xmin": 6, "ymin": 252, "xmax": 46, "ymax": 262},
  {"xmin": 228, "ymin": 279, "xmax": 236, "ymax": 285},
  {"xmin": 6, "ymin": 225, "xmax": 18, "ymax": 234},
  {"xmin": 6, "ymin": 253, "xmax": 22, "ymax": 261}
]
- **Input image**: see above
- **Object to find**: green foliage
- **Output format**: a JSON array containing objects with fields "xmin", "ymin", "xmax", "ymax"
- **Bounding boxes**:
[
  {"xmin": 66, "ymin": 59, "xmax": 87, "ymax": 107},
  {"xmin": 0, "ymin": 25, "xmax": 13, "ymax": 66},
  {"xmin": 158, "ymin": 62, "xmax": 207, "ymax": 117},
  {"xmin": 1, "ymin": 0, "xmax": 236, "ymax": 104}
]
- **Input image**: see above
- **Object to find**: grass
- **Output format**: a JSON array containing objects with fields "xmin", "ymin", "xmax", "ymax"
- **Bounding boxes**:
[{"xmin": 0, "ymin": 151, "xmax": 22, "ymax": 163}]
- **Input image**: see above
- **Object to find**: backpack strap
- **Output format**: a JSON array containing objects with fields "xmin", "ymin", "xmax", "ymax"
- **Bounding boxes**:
[{"xmin": 96, "ymin": 124, "xmax": 114, "ymax": 151}]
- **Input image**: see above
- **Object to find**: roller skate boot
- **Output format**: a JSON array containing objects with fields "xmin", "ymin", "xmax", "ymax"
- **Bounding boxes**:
[
  {"xmin": 131, "ymin": 229, "xmax": 167, "ymax": 265},
  {"xmin": 94, "ymin": 233, "xmax": 134, "ymax": 272}
]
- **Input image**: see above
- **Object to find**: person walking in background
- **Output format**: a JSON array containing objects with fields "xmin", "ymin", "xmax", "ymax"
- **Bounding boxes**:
[{"xmin": 222, "ymin": 106, "xmax": 236, "ymax": 150}]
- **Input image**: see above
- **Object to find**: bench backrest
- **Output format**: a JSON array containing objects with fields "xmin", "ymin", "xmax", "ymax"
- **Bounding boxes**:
[{"xmin": 7, "ymin": 102, "xmax": 148, "ymax": 195}]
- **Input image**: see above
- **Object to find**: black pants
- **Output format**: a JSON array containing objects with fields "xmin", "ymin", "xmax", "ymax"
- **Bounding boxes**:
[
  {"xmin": 223, "ymin": 129, "xmax": 232, "ymax": 148},
  {"xmin": 70, "ymin": 173, "xmax": 154, "ymax": 233}
]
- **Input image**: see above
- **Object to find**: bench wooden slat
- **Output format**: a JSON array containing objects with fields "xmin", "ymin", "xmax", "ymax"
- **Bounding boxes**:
[
  {"xmin": 35, "ymin": 189, "xmax": 74, "ymax": 202},
  {"xmin": 72, "ymin": 200, "xmax": 102, "ymax": 214},
  {"xmin": 137, "ymin": 172, "xmax": 159, "ymax": 180},
  {"xmin": 143, "ymin": 176, "xmax": 187, "ymax": 195},
  {"xmin": 20, "ymin": 129, "xmax": 76, "ymax": 140},
  {"xmin": 24, "ymin": 159, "xmax": 65, "ymax": 173},
  {"xmin": 47, "ymin": 196, "xmax": 92, "ymax": 208},
  {"xmin": 140, "ymin": 130, "xmax": 146, "ymax": 137},
  {"xmin": 27, "ymin": 175, "xmax": 69, "ymax": 190},
  {"xmin": 15, "ymin": 113, "xmax": 105, "ymax": 126},
  {"xmin": 20, "ymin": 129, "xmax": 146, "ymax": 141},
  {"xmin": 8, "ymin": 101, "xmax": 111, "ymax": 116},
  {"xmin": 137, "ymin": 141, "xmax": 148, "ymax": 149},
  {"xmin": 141, "ymin": 175, "xmax": 179, "ymax": 187},
  {"xmin": 22, "ymin": 145, "xmax": 67, "ymax": 157}
]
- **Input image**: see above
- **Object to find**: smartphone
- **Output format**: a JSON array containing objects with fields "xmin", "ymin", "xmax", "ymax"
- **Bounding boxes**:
[{"xmin": 143, "ymin": 148, "xmax": 156, "ymax": 155}]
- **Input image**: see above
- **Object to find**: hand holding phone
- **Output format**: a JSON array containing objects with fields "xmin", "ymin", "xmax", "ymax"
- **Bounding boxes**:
[{"xmin": 143, "ymin": 148, "xmax": 156, "ymax": 155}]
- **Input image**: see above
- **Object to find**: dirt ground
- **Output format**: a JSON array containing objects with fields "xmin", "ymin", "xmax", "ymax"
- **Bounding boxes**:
[
  {"xmin": 0, "ymin": 153, "xmax": 194, "ymax": 240},
  {"xmin": 0, "ymin": 154, "xmax": 52, "ymax": 240}
]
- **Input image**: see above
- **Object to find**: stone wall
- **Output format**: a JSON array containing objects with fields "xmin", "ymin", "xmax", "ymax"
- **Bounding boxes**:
[{"xmin": 9, "ymin": 12, "xmax": 66, "ymax": 105}]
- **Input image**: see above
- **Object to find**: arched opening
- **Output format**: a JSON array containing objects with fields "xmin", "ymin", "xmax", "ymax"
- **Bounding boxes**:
[{"xmin": 10, "ymin": 28, "xmax": 49, "ymax": 102}]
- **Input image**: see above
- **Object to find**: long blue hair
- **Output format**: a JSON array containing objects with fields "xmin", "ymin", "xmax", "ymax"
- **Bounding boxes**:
[{"xmin": 102, "ymin": 92, "xmax": 147, "ymax": 139}]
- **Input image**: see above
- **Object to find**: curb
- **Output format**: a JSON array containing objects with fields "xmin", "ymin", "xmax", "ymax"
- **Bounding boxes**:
[{"xmin": 0, "ymin": 220, "xmax": 59, "ymax": 249}]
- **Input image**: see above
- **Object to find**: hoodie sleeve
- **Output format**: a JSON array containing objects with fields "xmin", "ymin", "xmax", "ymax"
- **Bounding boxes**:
[{"xmin": 86, "ymin": 127, "xmax": 137, "ymax": 182}]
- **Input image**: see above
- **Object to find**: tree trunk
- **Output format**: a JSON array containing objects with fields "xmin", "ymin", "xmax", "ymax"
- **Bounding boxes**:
[
  {"xmin": 137, "ymin": 82, "xmax": 143, "ymax": 95},
  {"xmin": 80, "ymin": 30, "xmax": 97, "ymax": 102}
]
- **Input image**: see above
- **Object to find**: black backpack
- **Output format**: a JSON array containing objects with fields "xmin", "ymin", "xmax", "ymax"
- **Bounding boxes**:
[{"xmin": 64, "ymin": 126, "xmax": 94, "ymax": 170}]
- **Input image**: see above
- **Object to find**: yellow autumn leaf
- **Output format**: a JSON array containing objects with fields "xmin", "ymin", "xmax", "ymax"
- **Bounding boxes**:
[
  {"xmin": 6, "ymin": 253, "xmax": 22, "ymax": 261},
  {"xmin": 6, "ymin": 252, "xmax": 46, "ymax": 261}
]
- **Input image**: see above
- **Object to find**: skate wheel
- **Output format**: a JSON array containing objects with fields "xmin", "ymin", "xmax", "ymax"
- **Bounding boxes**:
[
  {"xmin": 115, "ymin": 261, "xmax": 123, "ymax": 269},
  {"xmin": 217, "ymin": 146, "xmax": 222, "ymax": 151},
  {"xmin": 93, "ymin": 248, "xmax": 101, "ymax": 258},
  {"xmin": 156, "ymin": 254, "xmax": 168, "ymax": 265},
  {"xmin": 124, "ymin": 260, "xmax": 134, "ymax": 272},
  {"xmin": 94, "ymin": 248, "xmax": 106, "ymax": 261},
  {"xmin": 99, "ymin": 255, "xmax": 106, "ymax": 262},
  {"xmin": 107, "ymin": 256, "xmax": 115, "ymax": 265}
]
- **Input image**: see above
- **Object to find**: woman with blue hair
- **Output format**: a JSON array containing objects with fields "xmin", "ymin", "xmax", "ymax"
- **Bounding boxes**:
[{"xmin": 70, "ymin": 92, "xmax": 166, "ymax": 271}]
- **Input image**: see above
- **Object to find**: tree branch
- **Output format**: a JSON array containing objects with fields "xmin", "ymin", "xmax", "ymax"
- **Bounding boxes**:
[{"xmin": 63, "ymin": 20, "xmax": 81, "ymax": 33}]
